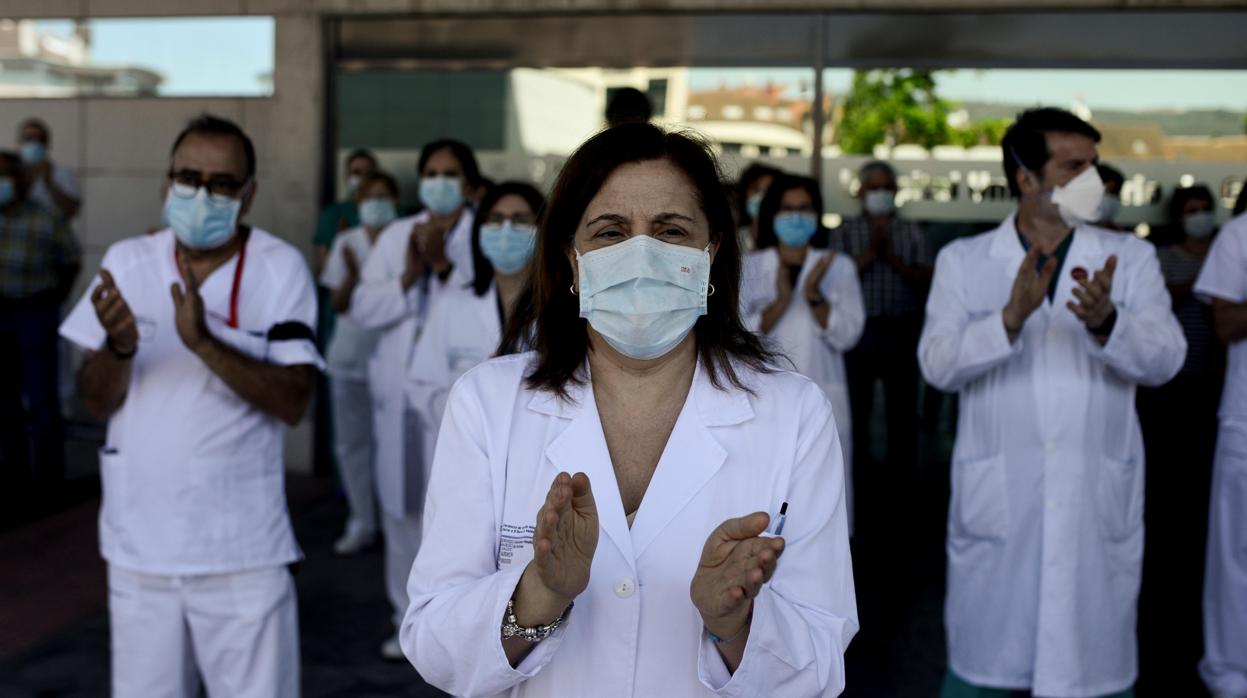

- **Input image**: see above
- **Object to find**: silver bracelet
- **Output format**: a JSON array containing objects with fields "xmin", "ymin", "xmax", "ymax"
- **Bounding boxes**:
[{"xmin": 501, "ymin": 598, "xmax": 572, "ymax": 642}]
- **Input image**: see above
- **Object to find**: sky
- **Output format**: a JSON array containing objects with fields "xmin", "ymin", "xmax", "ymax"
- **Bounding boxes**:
[
  {"xmin": 690, "ymin": 68, "xmax": 1247, "ymax": 113},
  {"xmin": 35, "ymin": 18, "xmax": 274, "ymax": 96},
  {"xmin": 29, "ymin": 18, "xmax": 1247, "ymax": 113}
]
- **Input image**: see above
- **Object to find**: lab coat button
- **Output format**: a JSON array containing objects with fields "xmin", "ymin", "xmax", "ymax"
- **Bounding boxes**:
[{"xmin": 614, "ymin": 578, "xmax": 635, "ymax": 598}]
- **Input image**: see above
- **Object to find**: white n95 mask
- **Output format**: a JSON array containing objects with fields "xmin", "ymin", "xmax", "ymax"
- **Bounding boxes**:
[
  {"xmin": 576, "ymin": 235, "xmax": 710, "ymax": 361},
  {"xmin": 1050, "ymin": 166, "xmax": 1105, "ymax": 227}
]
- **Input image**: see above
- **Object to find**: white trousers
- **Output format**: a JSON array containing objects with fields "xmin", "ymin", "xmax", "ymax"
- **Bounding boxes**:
[
  {"xmin": 382, "ymin": 509, "xmax": 423, "ymax": 630},
  {"xmin": 330, "ymin": 376, "xmax": 378, "ymax": 534},
  {"xmin": 1201, "ymin": 418, "xmax": 1247, "ymax": 698},
  {"xmin": 108, "ymin": 564, "xmax": 299, "ymax": 698}
]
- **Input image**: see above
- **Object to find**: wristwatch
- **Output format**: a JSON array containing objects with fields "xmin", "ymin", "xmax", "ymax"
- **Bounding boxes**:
[
  {"xmin": 501, "ymin": 598, "xmax": 572, "ymax": 642},
  {"xmin": 806, "ymin": 294, "xmax": 827, "ymax": 307},
  {"xmin": 106, "ymin": 336, "xmax": 137, "ymax": 360}
]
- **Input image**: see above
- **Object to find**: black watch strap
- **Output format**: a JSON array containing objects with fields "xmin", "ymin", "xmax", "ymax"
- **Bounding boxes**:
[
  {"xmin": 1090, "ymin": 308, "xmax": 1118, "ymax": 338},
  {"xmin": 106, "ymin": 336, "xmax": 137, "ymax": 360}
]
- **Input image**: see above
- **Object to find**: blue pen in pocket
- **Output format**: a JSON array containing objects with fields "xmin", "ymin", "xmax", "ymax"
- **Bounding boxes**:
[{"xmin": 772, "ymin": 502, "xmax": 788, "ymax": 536}]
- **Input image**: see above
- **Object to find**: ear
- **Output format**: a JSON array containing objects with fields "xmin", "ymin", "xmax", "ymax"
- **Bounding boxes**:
[
  {"xmin": 564, "ymin": 242, "xmax": 579, "ymax": 290},
  {"xmin": 240, "ymin": 180, "xmax": 258, "ymax": 217},
  {"xmin": 709, "ymin": 238, "xmax": 721, "ymax": 264},
  {"xmin": 1015, "ymin": 166, "xmax": 1039, "ymax": 196}
]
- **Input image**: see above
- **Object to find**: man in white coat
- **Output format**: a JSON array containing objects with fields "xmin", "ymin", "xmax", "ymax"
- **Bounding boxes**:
[
  {"xmin": 1194, "ymin": 210, "xmax": 1247, "ymax": 698},
  {"xmin": 919, "ymin": 107, "xmax": 1185, "ymax": 698},
  {"xmin": 58, "ymin": 115, "xmax": 321, "ymax": 697}
]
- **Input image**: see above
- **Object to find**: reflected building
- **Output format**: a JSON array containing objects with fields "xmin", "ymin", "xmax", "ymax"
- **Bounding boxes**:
[{"xmin": 0, "ymin": 19, "xmax": 161, "ymax": 97}]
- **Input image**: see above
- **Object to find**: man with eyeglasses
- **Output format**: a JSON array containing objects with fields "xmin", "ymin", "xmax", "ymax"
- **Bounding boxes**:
[{"xmin": 58, "ymin": 114, "xmax": 321, "ymax": 698}]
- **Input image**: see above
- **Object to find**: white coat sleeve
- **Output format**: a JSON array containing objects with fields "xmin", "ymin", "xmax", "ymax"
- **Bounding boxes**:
[
  {"xmin": 819, "ymin": 256, "xmax": 865, "ymax": 352},
  {"xmin": 918, "ymin": 245, "xmax": 1022, "ymax": 392},
  {"xmin": 738, "ymin": 255, "xmax": 771, "ymax": 335},
  {"xmin": 349, "ymin": 227, "xmax": 422, "ymax": 331},
  {"xmin": 406, "ymin": 299, "xmax": 452, "ymax": 435},
  {"xmin": 401, "ymin": 374, "xmax": 569, "ymax": 697},
  {"xmin": 1194, "ymin": 220, "xmax": 1246, "ymax": 304},
  {"xmin": 698, "ymin": 381, "xmax": 859, "ymax": 696},
  {"xmin": 1083, "ymin": 241, "xmax": 1186, "ymax": 387},
  {"xmin": 256, "ymin": 249, "xmax": 325, "ymax": 369}
]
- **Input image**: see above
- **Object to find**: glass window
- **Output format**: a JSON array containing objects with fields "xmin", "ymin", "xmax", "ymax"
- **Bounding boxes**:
[
  {"xmin": 0, "ymin": 17, "xmax": 274, "ymax": 98},
  {"xmin": 820, "ymin": 67, "xmax": 1247, "ymax": 226}
]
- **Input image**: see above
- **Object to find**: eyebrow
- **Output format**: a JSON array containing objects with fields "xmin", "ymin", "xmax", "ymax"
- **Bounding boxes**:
[{"xmin": 585, "ymin": 212, "xmax": 695, "ymax": 227}]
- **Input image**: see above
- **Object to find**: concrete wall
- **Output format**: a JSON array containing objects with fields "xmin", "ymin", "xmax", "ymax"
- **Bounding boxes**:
[{"xmin": 0, "ymin": 13, "xmax": 323, "ymax": 471}]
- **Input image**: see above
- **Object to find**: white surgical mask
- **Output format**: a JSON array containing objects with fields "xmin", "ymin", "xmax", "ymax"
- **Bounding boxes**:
[
  {"xmin": 1183, "ymin": 211, "xmax": 1216, "ymax": 239},
  {"xmin": 576, "ymin": 236, "xmax": 710, "ymax": 360},
  {"xmin": 359, "ymin": 197, "xmax": 397, "ymax": 229},
  {"xmin": 346, "ymin": 174, "xmax": 362, "ymax": 195},
  {"xmin": 1098, "ymin": 194, "xmax": 1122, "ymax": 222},
  {"xmin": 1049, "ymin": 166, "xmax": 1105, "ymax": 227},
  {"xmin": 420, "ymin": 176, "xmax": 464, "ymax": 215},
  {"xmin": 480, "ymin": 220, "xmax": 537, "ymax": 274},
  {"xmin": 863, "ymin": 190, "xmax": 897, "ymax": 216}
]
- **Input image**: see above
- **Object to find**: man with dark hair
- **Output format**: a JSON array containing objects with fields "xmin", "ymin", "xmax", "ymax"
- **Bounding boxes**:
[
  {"xmin": 920, "ymin": 107, "xmax": 1185, "ymax": 698},
  {"xmin": 605, "ymin": 87, "xmax": 653, "ymax": 127},
  {"xmin": 59, "ymin": 113, "xmax": 321, "ymax": 697},
  {"xmin": 0, "ymin": 150, "xmax": 80, "ymax": 499},
  {"xmin": 1096, "ymin": 162, "xmax": 1126, "ymax": 229},
  {"xmin": 16, "ymin": 117, "xmax": 80, "ymax": 220},
  {"xmin": 834, "ymin": 159, "xmax": 931, "ymax": 518}
]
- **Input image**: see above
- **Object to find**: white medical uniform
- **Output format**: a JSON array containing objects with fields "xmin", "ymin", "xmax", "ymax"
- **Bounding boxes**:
[
  {"xmin": 919, "ymin": 216, "xmax": 1185, "ymax": 697},
  {"xmin": 407, "ymin": 281, "xmax": 502, "ymax": 469},
  {"xmin": 320, "ymin": 225, "xmax": 383, "ymax": 539},
  {"xmin": 349, "ymin": 208, "xmax": 475, "ymax": 628},
  {"xmin": 1194, "ymin": 212, "xmax": 1247, "ymax": 698},
  {"xmin": 402, "ymin": 353, "xmax": 859, "ymax": 697},
  {"xmin": 739, "ymin": 247, "xmax": 864, "ymax": 526},
  {"xmin": 59, "ymin": 227, "xmax": 323, "ymax": 698}
]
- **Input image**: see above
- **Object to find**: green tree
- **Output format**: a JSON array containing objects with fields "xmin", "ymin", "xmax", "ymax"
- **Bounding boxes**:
[
  {"xmin": 835, "ymin": 69, "xmax": 954, "ymax": 154},
  {"xmin": 835, "ymin": 69, "xmax": 1010, "ymax": 153}
]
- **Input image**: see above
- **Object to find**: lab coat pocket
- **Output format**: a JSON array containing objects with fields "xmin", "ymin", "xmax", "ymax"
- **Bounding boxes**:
[
  {"xmin": 98, "ymin": 448, "xmax": 125, "ymax": 531},
  {"xmin": 952, "ymin": 453, "xmax": 1009, "ymax": 540},
  {"xmin": 1095, "ymin": 455, "xmax": 1143, "ymax": 543}
]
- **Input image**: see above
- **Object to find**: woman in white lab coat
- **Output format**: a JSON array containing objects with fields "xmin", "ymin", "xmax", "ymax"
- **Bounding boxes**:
[
  {"xmin": 348, "ymin": 138, "xmax": 482, "ymax": 659},
  {"xmin": 407, "ymin": 181, "xmax": 545, "ymax": 468},
  {"xmin": 402, "ymin": 123, "xmax": 858, "ymax": 697},
  {"xmin": 740, "ymin": 174, "xmax": 864, "ymax": 527},
  {"xmin": 320, "ymin": 171, "xmax": 401, "ymax": 555}
]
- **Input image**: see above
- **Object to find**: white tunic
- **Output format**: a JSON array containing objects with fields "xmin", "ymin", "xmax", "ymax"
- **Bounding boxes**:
[
  {"xmin": 59, "ymin": 228, "xmax": 323, "ymax": 575},
  {"xmin": 1193, "ymin": 212, "xmax": 1247, "ymax": 697},
  {"xmin": 402, "ymin": 353, "xmax": 859, "ymax": 697},
  {"xmin": 348, "ymin": 209, "xmax": 475, "ymax": 518},
  {"xmin": 919, "ymin": 216, "xmax": 1185, "ymax": 697}
]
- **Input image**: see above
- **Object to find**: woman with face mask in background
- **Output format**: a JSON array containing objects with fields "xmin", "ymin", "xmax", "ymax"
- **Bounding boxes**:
[
  {"xmin": 1133, "ymin": 184, "xmax": 1223, "ymax": 694},
  {"xmin": 401, "ymin": 123, "xmax": 857, "ymax": 697},
  {"xmin": 348, "ymin": 138, "xmax": 482, "ymax": 660},
  {"xmin": 739, "ymin": 173, "xmax": 864, "ymax": 533},
  {"xmin": 318, "ymin": 172, "xmax": 400, "ymax": 557},
  {"xmin": 406, "ymin": 181, "xmax": 544, "ymax": 474},
  {"xmin": 733, "ymin": 163, "xmax": 779, "ymax": 254}
]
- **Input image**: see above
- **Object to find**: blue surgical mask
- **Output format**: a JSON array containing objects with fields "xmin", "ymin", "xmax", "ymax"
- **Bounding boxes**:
[
  {"xmin": 773, "ymin": 212, "xmax": 819, "ymax": 247},
  {"xmin": 20, "ymin": 141, "xmax": 46, "ymax": 165},
  {"xmin": 0, "ymin": 177, "xmax": 14, "ymax": 206},
  {"xmin": 359, "ymin": 197, "xmax": 397, "ymax": 228},
  {"xmin": 864, "ymin": 190, "xmax": 896, "ymax": 216},
  {"xmin": 163, "ymin": 187, "xmax": 242, "ymax": 250},
  {"xmin": 420, "ymin": 176, "xmax": 464, "ymax": 215},
  {"xmin": 1184, "ymin": 211, "xmax": 1216, "ymax": 239},
  {"xmin": 576, "ymin": 236, "xmax": 710, "ymax": 360},
  {"xmin": 480, "ymin": 220, "xmax": 537, "ymax": 274},
  {"xmin": 745, "ymin": 192, "xmax": 763, "ymax": 220}
]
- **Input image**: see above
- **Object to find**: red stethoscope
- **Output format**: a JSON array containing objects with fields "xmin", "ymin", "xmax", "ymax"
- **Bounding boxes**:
[{"xmin": 173, "ymin": 228, "xmax": 250, "ymax": 329}]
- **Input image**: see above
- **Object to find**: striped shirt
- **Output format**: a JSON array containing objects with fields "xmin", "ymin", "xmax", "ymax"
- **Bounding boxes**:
[
  {"xmin": 0, "ymin": 200, "xmax": 80, "ymax": 299},
  {"xmin": 1157, "ymin": 244, "xmax": 1216, "ymax": 377},
  {"xmin": 832, "ymin": 216, "xmax": 931, "ymax": 317}
]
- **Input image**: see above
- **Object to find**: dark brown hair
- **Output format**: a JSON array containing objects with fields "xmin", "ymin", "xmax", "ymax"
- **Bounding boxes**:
[
  {"xmin": 497, "ymin": 123, "xmax": 775, "ymax": 398},
  {"xmin": 754, "ymin": 173, "xmax": 828, "ymax": 250}
]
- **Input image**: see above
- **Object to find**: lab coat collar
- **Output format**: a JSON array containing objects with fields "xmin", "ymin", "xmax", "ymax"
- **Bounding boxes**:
[
  {"xmin": 526, "ymin": 355, "xmax": 755, "ymax": 427},
  {"xmin": 992, "ymin": 211, "xmax": 1105, "ymax": 262},
  {"xmin": 535, "ymin": 356, "xmax": 753, "ymax": 565}
]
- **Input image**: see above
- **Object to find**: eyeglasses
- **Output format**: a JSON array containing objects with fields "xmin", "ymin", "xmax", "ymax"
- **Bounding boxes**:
[{"xmin": 167, "ymin": 170, "xmax": 250, "ymax": 204}]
